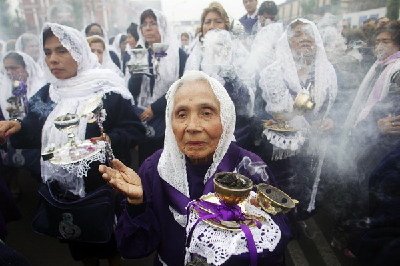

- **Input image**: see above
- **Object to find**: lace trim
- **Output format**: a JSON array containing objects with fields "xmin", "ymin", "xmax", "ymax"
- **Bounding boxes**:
[
  {"xmin": 41, "ymin": 141, "xmax": 106, "ymax": 197},
  {"xmin": 185, "ymin": 192, "xmax": 281, "ymax": 266}
]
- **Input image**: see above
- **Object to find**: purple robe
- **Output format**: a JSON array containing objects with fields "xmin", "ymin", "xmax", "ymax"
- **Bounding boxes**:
[{"xmin": 115, "ymin": 142, "xmax": 292, "ymax": 265}]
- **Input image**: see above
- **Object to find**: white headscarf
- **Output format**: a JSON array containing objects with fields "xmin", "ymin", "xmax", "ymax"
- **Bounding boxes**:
[
  {"xmin": 39, "ymin": 23, "xmax": 133, "ymax": 196},
  {"xmin": 260, "ymin": 18, "xmax": 337, "ymax": 117},
  {"xmin": 135, "ymin": 8, "xmax": 180, "ymax": 109},
  {"xmin": 86, "ymin": 35, "xmax": 123, "ymax": 77},
  {"xmin": 0, "ymin": 51, "xmax": 46, "ymax": 120},
  {"xmin": 111, "ymin": 33, "xmax": 124, "ymax": 65},
  {"xmin": 15, "ymin": 33, "xmax": 40, "ymax": 58},
  {"xmin": 157, "ymin": 70, "xmax": 236, "ymax": 225}
]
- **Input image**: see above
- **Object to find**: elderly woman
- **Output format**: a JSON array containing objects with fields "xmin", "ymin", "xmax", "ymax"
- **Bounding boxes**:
[
  {"xmin": 128, "ymin": 8, "xmax": 187, "ymax": 164},
  {"xmin": 0, "ymin": 23, "xmax": 145, "ymax": 266},
  {"xmin": 185, "ymin": 2, "xmax": 257, "ymax": 153},
  {"xmin": 99, "ymin": 70, "xmax": 291, "ymax": 266},
  {"xmin": 259, "ymin": 19, "xmax": 337, "ymax": 219}
]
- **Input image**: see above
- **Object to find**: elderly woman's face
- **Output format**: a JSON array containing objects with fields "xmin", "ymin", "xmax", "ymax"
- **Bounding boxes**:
[
  {"xmin": 289, "ymin": 23, "xmax": 316, "ymax": 58},
  {"xmin": 44, "ymin": 35, "xmax": 78, "ymax": 79},
  {"xmin": 172, "ymin": 80, "xmax": 222, "ymax": 163},
  {"xmin": 203, "ymin": 11, "xmax": 225, "ymax": 36}
]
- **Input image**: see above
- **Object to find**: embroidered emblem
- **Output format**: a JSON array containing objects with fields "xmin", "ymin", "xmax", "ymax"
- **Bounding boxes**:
[{"xmin": 59, "ymin": 213, "xmax": 81, "ymax": 239}]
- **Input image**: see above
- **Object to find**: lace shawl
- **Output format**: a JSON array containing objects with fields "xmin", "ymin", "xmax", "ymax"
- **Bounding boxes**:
[
  {"xmin": 157, "ymin": 70, "xmax": 236, "ymax": 225},
  {"xmin": 39, "ymin": 23, "xmax": 133, "ymax": 196},
  {"xmin": 0, "ymin": 51, "xmax": 46, "ymax": 120},
  {"xmin": 135, "ymin": 9, "xmax": 180, "ymax": 109}
]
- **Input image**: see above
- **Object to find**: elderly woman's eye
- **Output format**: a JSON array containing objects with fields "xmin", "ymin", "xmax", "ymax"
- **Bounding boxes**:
[{"xmin": 176, "ymin": 111, "xmax": 187, "ymax": 118}]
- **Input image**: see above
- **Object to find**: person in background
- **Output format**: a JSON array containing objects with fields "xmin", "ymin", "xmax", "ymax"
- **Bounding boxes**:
[
  {"xmin": 84, "ymin": 22, "xmax": 121, "ymax": 69},
  {"xmin": 0, "ymin": 51, "xmax": 45, "ymax": 198},
  {"xmin": 239, "ymin": 0, "xmax": 258, "ymax": 34},
  {"xmin": 122, "ymin": 23, "xmax": 141, "ymax": 75},
  {"xmin": 180, "ymin": 32, "xmax": 191, "ymax": 54},
  {"xmin": 111, "ymin": 34, "xmax": 127, "ymax": 71},
  {"xmin": 252, "ymin": 0, "xmax": 278, "ymax": 34},
  {"xmin": 128, "ymin": 9, "xmax": 187, "ymax": 165},
  {"xmin": 185, "ymin": 2, "xmax": 256, "ymax": 153},
  {"xmin": 87, "ymin": 35, "xmax": 123, "ymax": 77},
  {"xmin": 6, "ymin": 39, "xmax": 16, "ymax": 52},
  {"xmin": 15, "ymin": 33, "xmax": 40, "ymax": 62}
]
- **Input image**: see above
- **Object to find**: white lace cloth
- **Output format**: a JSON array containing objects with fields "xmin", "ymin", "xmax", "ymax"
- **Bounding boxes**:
[
  {"xmin": 185, "ymin": 192, "xmax": 281, "ymax": 266},
  {"xmin": 42, "ymin": 141, "xmax": 106, "ymax": 197},
  {"xmin": 263, "ymin": 129, "xmax": 306, "ymax": 160}
]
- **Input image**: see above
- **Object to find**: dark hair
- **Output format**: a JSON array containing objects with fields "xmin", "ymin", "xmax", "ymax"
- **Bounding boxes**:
[
  {"xmin": 4, "ymin": 52, "xmax": 26, "ymax": 68},
  {"xmin": 127, "ymin": 22, "xmax": 139, "ymax": 41},
  {"xmin": 375, "ymin": 21, "xmax": 400, "ymax": 46},
  {"xmin": 181, "ymin": 32, "xmax": 190, "ymax": 39},
  {"xmin": 119, "ymin": 35, "xmax": 127, "ymax": 45},
  {"xmin": 140, "ymin": 9, "xmax": 157, "ymax": 25},
  {"xmin": 84, "ymin": 23, "xmax": 104, "ymax": 37},
  {"xmin": 42, "ymin": 28, "xmax": 55, "ymax": 47},
  {"xmin": 258, "ymin": 1, "xmax": 278, "ymax": 18}
]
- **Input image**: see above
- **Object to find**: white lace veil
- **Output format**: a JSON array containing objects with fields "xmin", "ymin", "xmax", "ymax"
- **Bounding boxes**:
[
  {"xmin": 157, "ymin": 70, "xmax": 236, "ymax": 226},
  {"xmin": 260, "ymin": 18, "xmax": 337, "ymax": 116},
  {"xmin": 135, "ymin": 8, "xmax": 180, "ymax": 109},
  {"xmin": 0, "ymin": 51, "xmax": 46, "ymax": 119},
  {"xmin": 39, "ymin": 23, "xmax": 133, "ymax": 196},
  {"xmin": 86, "ymin": 35, "xmax": 123, "ymax": 77},
  {"xmin": 111, "ymin": 33, "xmax": 124, "ymax": 65}
]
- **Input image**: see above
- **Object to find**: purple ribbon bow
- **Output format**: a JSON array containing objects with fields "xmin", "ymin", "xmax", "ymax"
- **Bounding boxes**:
[{"xmin": 186, "ymin": 200, "xmax": 261, "ymax": 266}]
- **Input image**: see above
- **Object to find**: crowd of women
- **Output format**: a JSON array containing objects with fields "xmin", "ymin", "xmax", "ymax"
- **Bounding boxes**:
[{"xmin": 0, "ymin": 1, "xmax": 399, "ymax": 265}]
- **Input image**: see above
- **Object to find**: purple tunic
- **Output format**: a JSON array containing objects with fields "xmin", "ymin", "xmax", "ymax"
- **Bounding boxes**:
[{"xmin": 115, "ymin": 142, "xmax": 292, "ymax": 265}]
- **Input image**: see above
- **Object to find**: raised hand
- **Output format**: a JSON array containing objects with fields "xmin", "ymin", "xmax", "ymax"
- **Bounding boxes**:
[{"xmin": 99, "ymin": 159, "xmax": 144, "ymax": 204}]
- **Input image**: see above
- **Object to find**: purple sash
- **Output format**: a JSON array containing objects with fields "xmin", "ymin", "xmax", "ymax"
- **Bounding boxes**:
[{"xmin": 186, "ymin": 200, "xmax": 261, "ymax": 266}]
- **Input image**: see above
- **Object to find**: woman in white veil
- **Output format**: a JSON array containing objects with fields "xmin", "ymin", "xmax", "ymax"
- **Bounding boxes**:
[
  {"xmin": 259, "ymin": 18, "xmax": 337, "ymax": 218},
  {"xmin": 86, "ymin": 35, "xmax": 123, "ymax": 77},
  {"xmin": 127, "ymin": 8, "xmax": 187, "ymax": 164},
  {"xmin": 0, "ymin": 51, "xmax": 45, "ymax": 198},
  {"xmin": 0, "ymin": 22, "xmax": 145, "ymax": 265}
]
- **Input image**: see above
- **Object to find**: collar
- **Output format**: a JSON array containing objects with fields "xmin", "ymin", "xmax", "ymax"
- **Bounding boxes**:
[{"xmin": 247, "ymin": 9, "xmax": 258, "ymax": 19}]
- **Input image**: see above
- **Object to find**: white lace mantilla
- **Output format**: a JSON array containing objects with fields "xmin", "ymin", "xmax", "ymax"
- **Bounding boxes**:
[
  {"xmin": 42, "ymin": 141, "xmax": 107, "ymax": 197},
  {"xmin": 263, "ymin": 129, "xmax": 306, "ymax": 160},
  {"xmin": 185, "ymin": 193, "xmax": 281, "ymax": 266}
]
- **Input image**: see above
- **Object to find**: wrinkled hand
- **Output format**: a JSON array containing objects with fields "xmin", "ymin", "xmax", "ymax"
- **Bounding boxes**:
[
  {"xmin": 319, "ymin": 118, "xmax": 334, "ymax": 132},
  {"xmin": 0, "ymin": 121, "xmax": 22, "ymax": 139},
  {"xmin": 99, "ymin": 159, "xmax": 144, "ymax": 204},
  {"xmin": 377, "ymin": 115, "xmax": 400, "ymax": 134},
  {"xmin": 140, "ymin": 107, "xmax": 154, "ymax": 122}
]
